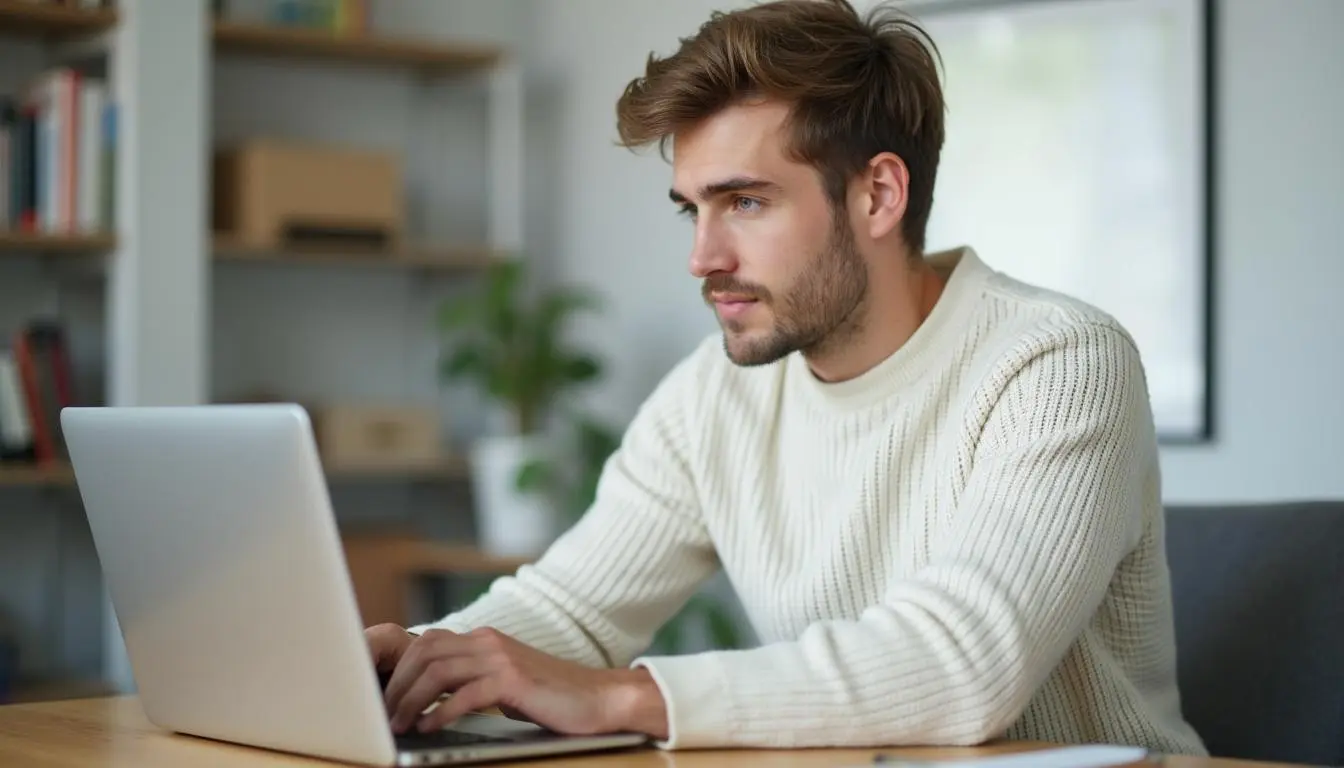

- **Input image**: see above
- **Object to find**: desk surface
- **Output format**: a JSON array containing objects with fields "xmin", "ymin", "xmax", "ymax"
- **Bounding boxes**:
[{"xmin": 0, "ymin": 696, "xmax": 1300, "ymax": 767}]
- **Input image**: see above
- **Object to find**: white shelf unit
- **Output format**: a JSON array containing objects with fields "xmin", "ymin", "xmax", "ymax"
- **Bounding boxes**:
[{"xmin": 0, "ymin": 0, "xmax": 524, "ymax": 695}]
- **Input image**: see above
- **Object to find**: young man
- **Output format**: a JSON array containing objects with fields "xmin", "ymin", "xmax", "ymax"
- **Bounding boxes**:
[{"xmin": 370, "ymin": 0, "xmax": 1207, "ymax": 755}]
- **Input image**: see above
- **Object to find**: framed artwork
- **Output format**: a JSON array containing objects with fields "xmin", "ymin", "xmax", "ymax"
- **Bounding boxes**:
[{"xmin": 893, "ymin": 0, "xmax": 1216, "ymax": 442}]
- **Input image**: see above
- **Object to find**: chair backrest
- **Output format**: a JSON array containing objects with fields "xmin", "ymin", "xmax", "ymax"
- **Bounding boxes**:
[{"xmin": 1164, "ymin": 501, "xmax": 1344, "ymax": 766}]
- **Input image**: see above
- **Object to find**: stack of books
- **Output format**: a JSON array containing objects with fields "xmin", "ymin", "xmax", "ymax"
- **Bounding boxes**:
[
  {"xmin": 216, "ymin": 0, "xmax": 371, "ymax": 35},
  {"xmin": 0, "ymin": 67, "xmax": 117, "ymax": 236},
  {"xmin": 0, "ymin": 320, "xmax": 78, "ymax": 467},
  {"xmin": 281, "ymin": 0, "xmax": 369, "ymax": 35}
]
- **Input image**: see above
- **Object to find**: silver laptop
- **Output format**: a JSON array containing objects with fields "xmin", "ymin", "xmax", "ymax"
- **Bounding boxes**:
[{"xmin": 60, "ymin": 403, "xmax": 648, "ymax": 766}]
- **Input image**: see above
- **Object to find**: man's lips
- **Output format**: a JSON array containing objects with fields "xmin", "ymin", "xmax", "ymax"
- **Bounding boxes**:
[{"xmin": 711, "ymin": 293, "xmax": 759, "ymax": 319}]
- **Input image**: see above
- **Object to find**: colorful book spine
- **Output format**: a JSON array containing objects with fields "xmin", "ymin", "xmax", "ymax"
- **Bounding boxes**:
[
  {"xmin": 5, "ymin": 321, "xmax": 78, "ymax": 466},
  {"xmin": 270, "ymin": 0, "xmax": 368, "ymax": 35},
  {"xmin": 0, "ymin": 68, "xmax": 117, "ymax": 235}
]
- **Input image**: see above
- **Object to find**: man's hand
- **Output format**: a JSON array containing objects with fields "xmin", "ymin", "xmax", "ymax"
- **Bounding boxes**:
[
  {"xmin": 365, "ymin": 623, "xmax": 416, "ymax": 674},
  {"xmin": 380, "ymin": 626, "xmax": 669, "ymax": 740}
]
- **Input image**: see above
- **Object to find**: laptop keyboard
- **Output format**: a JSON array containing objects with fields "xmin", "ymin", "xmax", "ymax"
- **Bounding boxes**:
[
  {"xmin": 377, "ymin": 672, "xmax": 520, "ymax": 752},
  {"xmin": 394, "ymin": 728, "xmax": 514, "ymax": 751}
]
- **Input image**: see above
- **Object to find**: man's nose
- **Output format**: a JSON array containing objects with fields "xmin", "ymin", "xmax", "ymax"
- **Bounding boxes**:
[{"xmin": 688, "ymin": 224, "xmax": 736, "ymax": 278}]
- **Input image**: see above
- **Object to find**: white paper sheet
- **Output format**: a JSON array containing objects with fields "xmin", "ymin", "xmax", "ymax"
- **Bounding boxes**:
[{"xmin": 852, "ymin": 744, "xmax": 1153, "ymax": 768}]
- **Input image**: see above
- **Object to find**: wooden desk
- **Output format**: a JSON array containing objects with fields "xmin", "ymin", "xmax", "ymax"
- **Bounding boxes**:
[{"xmin": 0, "ymin": 696, "xmax": 1301, "ymax": 767}]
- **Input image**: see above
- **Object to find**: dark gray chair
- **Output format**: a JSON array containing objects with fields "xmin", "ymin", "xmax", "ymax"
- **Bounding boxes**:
[{"xmin": 1164, "ymin": 502, "xmax": 1344, "ymax": 766}]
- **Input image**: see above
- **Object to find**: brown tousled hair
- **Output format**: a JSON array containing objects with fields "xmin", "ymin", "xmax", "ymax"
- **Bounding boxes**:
[{"xmin": 615, "ymin": 0, "xmax": 945, "ymax": 256}]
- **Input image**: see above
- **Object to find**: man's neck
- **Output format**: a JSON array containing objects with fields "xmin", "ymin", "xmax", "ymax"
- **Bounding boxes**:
[{"xmin": 804, "ymin": 258, "xmax": 947, "ymax": 384}]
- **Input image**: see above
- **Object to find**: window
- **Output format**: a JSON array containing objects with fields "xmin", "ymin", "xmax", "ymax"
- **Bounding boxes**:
[{"xmin": 895, "ymin": 0, "xmax": 1214, "ymax": 440}]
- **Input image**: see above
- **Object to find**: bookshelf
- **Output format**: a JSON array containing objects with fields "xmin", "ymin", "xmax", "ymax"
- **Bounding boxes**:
[
  {"xmin": 0, "ymin": 0, "xmax": 118, "ymax": 38},
  {"xmin": 213, "ymin": 236, "xmax": 503, "ymax": 272},
  {"xmin": 0, "ymin": 232, "xmax": 115, "ymax": 254},
  {"xmin": 0, "ymin": 236, "xmax": 500, "ymax": 271},
  {"xmin": 0, "ymin": 462, "xmax": 75, "ymax": 488},
  {"xmin": 0, "ymin": 2, "xmax": 118, "ymax": 259},
  {"xmin": 1, "ymin": 1, "xmax": 526, "ymax": 702},
  {"xmin": 213, "ymin": 19, "xmax": 501, "ymax": 74},
  {"xmin": 0, "ymin": 457, "xmax": 468, "ymax": 488}
]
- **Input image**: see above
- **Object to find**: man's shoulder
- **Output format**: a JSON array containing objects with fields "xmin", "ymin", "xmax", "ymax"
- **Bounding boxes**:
[
  {"xmin": 956, "ymin": 261, "xmax": 1155, "ymax": 443},
  {"xmin": 974, "ymin": 261, "xmax": 1144, "ymax": 369}
]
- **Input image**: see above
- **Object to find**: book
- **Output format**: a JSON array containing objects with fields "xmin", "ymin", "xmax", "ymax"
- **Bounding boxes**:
[
  {"xmin": 0, "ymin": 351, "xmax": 35, "ymax": 462},
  {"xmin": 10, "ymin": 320, "xmax": 77, "ymax": 465},
  {"xmin": 0, "ymin": 98, "xmax": 12, "ymax": 231},
  {"xmin": 0, "ymin": 68, "xmax": 116, "ymax": 236}
]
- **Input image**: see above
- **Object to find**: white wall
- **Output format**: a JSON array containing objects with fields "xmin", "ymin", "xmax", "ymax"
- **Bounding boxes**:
[
  {"xmin": 517, "ymin": 0, "xmax": 1344, "ymax": 506},
  {"xmin": 1157, "ymin": 0, "xmax": 1344, "ymax": 503}
]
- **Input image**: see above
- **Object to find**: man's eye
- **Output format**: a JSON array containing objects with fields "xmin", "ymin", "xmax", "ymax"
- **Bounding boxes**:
[
  {"xmin": 733, "ymin": 197, "xmax": 762, "ymax": 213},
  {"xmin": 677, "ymin": 204, "xmax": 697, "ymax": 220}
]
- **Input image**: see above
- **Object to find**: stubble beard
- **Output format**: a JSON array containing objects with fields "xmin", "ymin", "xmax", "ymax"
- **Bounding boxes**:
[{"xmin": 716, "ymin": 216, "xmax": 869, "ymax": 367}]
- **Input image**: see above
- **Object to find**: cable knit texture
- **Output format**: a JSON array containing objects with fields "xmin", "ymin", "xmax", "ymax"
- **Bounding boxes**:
[{"xmin": 413, "ymin": 247, "xmax": 1207, "ymax": 756}]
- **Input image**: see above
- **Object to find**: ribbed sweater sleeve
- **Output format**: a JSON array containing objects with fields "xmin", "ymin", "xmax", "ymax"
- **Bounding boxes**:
[{"xmin": 631, "ymin": 322, "xmax": 1155, "ymax": 749}]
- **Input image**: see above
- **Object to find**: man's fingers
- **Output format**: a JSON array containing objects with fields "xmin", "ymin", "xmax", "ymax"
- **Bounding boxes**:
[
  {"xmin": 365, "ymin": 624, "xmax": 410, "ymax": 670},
  {"xmin": 389, "ymin": 656, "xmax": 481, "ymax": 733},
  {"xmin": 415, "ymin": 677, "xmax": 500, "ymax": 734},
  {"xmin": 382, "ymin": 648, "xmax": 425, "ymax": 714},
  {"xmin": 384, "ymin": 629, "xmax": 452, "ymax": 712}
]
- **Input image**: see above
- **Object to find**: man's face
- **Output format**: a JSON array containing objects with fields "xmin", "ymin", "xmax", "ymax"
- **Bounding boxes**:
[{"xmin": 670, "ymin": 100, "xmax": 869, "ymax": 367}]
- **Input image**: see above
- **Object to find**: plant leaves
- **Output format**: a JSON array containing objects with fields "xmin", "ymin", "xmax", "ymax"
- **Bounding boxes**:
[
  {"xmin": 514, "ymin": 458, "xmax": 556, "ymax": 494},
  {"xmin": 539, "ymin": 290, "xmax": 599, "ymax": 326},
  {"xmin": 434, "ymin": 257, "xmax": 607, "ymax": 433},
  {"xmin": 437, "ymin": 296, "xmax": 481, "ymax": 330},
  {"xmin": 483, "ymin": 260, "xmax": 523, "ymax": 341},
  {"xmin": 702, "ymin": 601, "xmax": 743, "ymax": 650},
  {"xmin": 648, "ymin": 612, "xmax": 686, "ymax": 656},
  {"xmin": 441, "ymin": 346, "xmax": 486, "ymax": 379},
  {"xmin": 561, "ymin": 354, "xmax": 602, "ymax": 384}
]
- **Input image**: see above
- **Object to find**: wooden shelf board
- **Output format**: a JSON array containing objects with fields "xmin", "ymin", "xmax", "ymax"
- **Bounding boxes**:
[
  {"xmin": 0, "ymin": 1, "xmax": 118, "ymax": 39},
  {"xmin": 0, "ymin": 463, "xmax": 75, "ymax": 488},
  {"xmin": 0, "ymin": 458, "xmax": 467, "ymax": 489},
  {"xmin": 213, "ymin": 238, "xmax": 504, "ymax": 271},
  {"xmin": 212, "ymin": 20, "xmax": 502, "ymax": 75},
  {"xmin": 0, "ymin": 231, "xmax": 115, "ymax": 254}
]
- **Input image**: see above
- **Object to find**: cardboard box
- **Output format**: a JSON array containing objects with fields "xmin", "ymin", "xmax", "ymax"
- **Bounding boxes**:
[
  {"xmin": 312, "ymin": 405, "xmax": 441, "ymax": 469},
  {"xmin": 212, "ymin": 139, "xmax": 405, "ymax": 250}
]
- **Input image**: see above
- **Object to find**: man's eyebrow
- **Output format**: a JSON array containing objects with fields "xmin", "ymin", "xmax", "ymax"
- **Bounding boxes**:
[{"xmin": 669, "ymin": 176, "xmax": 781, "ymax": 204}]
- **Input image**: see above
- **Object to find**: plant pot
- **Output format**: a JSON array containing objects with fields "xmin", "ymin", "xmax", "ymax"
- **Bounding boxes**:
[{"xmin": 468, "ymin": 434, "xmax": 562, "ymax": 558}]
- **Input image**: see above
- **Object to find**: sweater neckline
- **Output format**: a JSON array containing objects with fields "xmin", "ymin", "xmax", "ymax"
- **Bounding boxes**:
[{"xmin": 785, "ymin": 246, "xmax": 991, "ymax": 414}]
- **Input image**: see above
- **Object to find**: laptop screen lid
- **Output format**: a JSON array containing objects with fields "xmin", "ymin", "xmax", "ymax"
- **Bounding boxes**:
[{"xmin": 61, "ymin": 403, "xmax": 399, "ymax": 766}]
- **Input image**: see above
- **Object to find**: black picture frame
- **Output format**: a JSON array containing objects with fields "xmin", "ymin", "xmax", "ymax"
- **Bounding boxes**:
[{"xmin": 896, "ymin": 0, "xmax": 1217, "ymax": 444}]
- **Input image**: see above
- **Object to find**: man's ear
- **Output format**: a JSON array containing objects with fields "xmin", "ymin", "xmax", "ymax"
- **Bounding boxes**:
[{"xmin": 862, "ymin": 152, "xmax": 909, "ymax": 241}]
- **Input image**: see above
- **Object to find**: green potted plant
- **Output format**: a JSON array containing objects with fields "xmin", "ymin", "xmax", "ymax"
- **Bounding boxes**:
[
  {"xmin": 437, "ymin": 258, "xmax": 604, "ymax": 557},
  {"xmin": 439, "ymin": 261, "xmax": 747, "ymax": 652}
]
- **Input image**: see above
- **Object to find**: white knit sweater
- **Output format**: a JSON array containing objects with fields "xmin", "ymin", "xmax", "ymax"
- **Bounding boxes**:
[{"xmin": 415, "ymin": 247, "xmax": 1208, "ymax": 755}]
